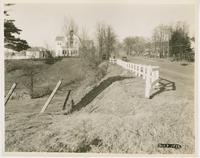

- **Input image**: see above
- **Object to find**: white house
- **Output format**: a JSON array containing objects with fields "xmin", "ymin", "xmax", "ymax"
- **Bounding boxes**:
[{"xmin": 55, "ymin": 30, "xmax": 81, "ymax": 57}]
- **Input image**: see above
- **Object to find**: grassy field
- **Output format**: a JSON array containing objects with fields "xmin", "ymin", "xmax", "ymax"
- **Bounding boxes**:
[{"xmin": 5, "ymin": 57, "xmax": 195, "ymax": 154}]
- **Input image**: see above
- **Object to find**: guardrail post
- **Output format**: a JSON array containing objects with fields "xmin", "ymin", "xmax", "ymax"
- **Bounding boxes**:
[
  {"xmin": 138, "ymin": 64, "xmax": 141, "ymax": 77},
  {"xmin": 135, "ymin": 65, "xmax": 137, "ymax": 76},
  {"xmin": 152, "ymin": 70, "xmax": 155, "ymax": 86},
  {"xmin": 155, "ymin": 70, "xmax": 159, "ymax": 88},
  {"xmin": 134, "ymin": 64, "xmax": 136, "ymax": 74},
  {"xmin": 131, "ymin": 64, "xmax": 134, "ymax": 73},
  {"xmin": 143, "ymin": 65, "xmax": 146, "ymax": 79},
  {"xmin": 145, "ymin": 66, "xmax": 152, "ymax": 98},
  {"xmin": 109, "ymin": 58, "xmax": 112, "ymax": 64},
  {"xmin": 136, "ymin": 65, "xmax": 139, "ymax": 76}
]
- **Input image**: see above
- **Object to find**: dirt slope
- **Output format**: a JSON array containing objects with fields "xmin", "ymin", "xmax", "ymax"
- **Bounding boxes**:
[{"xmin": 5, "ymin": 60, "xmax": 195, "ymax": 154}]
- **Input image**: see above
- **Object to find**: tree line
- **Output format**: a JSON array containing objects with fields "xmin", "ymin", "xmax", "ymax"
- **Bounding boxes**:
[
  {"xmin": 4, "ymin": 4, "xmax": 194, "ymax": 62},
  {"xmin": 123, "ymin": 22, "xmax": 194, "ymax": 61},
  {"xmin": 68, "ymin": 18, "xmax": 194, "ymax": 62}
]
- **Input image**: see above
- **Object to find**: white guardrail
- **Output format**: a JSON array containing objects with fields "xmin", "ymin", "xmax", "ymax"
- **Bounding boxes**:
[{"xmin": 109, "ymin": 58, "xmax": 159, "ymax": 99}]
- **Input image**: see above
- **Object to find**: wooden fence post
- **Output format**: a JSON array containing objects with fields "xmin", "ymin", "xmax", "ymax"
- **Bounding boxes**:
[
  {"xmin": 145, "ymin": 66, "xmax": 152, "ymax": 98},
  {"xmin": 40, "ymin": 80, "xmax": 62, "ymax": 113},
  {"xmin": 62, "ymin": 90, "xmax": 71, "ymax": 110},
  {"xmin": 5, "ymin": 83, "xmax": 16, "ymax": 105}
]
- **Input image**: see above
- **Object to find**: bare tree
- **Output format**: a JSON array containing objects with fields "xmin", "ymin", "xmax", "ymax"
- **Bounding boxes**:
[
  {"xmin": 96, "ymin": 23, "xmax": 116, "ymax": 60},
  {"xmin": 105, "ymin": 25, "xmax": 116, "ymax": 59},
  {"xmin": 152, "ymin": 24, "xmax": 172, "ymax": 58},
  {"xmin": 63, "ymin": 16, "xmax": 79, "ymax": 37},
  {"xmin": 80, "ymin": 27, "xmax": 89, "ymax": 42},
  {"xmin": 96, "ymin": 23, "xmax": 106, "ymax": 60},
  {"xmin": 123, "ymin": 36, "xmax": 146, "ymax": 56},
  {"xmin": 79, "ymin": 27, "xmax": 98, "ymax": 69}
]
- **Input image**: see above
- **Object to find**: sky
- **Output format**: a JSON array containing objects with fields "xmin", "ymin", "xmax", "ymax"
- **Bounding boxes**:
[{"xmin": 6, "ymin": 3, "xmax": 195, "ymax": 49}]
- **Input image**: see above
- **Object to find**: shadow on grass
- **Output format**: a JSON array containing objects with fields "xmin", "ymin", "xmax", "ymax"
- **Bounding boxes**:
[
  {"xmin": 150, "ymin": 77, "xmax": 176, "ymax": 99},
  {"xmin": 70, "ymin": 76, "xmax": 134, "ymax": 113}
]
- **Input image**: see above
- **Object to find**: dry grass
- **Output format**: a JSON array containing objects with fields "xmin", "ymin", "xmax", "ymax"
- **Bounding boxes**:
[
  {"xmin": 5, "ymin": 58, "xmax": 84, "ymax": 98},
  {"xmin": 5, "ymin": 60, "xmax": 195, "ymax": 154}
]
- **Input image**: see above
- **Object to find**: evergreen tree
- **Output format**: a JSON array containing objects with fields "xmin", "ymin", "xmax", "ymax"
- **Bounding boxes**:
[
  {"xmin": 169, "ymin": 27, "xmax": 191, "ymax": 61},
  {"xmin": 4, "ymin": 4, "xmax": 30, "ymax": 52}
]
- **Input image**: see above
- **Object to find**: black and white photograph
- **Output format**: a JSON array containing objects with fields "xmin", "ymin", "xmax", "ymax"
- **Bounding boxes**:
[{"xmin": 2, "ymin": 0, "xmax": 198, "ymax": 156}]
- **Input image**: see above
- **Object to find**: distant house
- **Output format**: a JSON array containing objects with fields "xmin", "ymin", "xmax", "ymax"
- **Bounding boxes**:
[
  {"xmin": 55, "ymin": 30, "xmax": 81, "ymax": 57},
  {"xmin": 25, "ymin": 47, "xmax": 47, "ymax": 59},
  {"xmin": 4, "ymin": 47, "xmax": 48, "ymax": 60},
  {"xmin": 4, "ymin": 48, "xmax": 27, "ymax": 59},
  {"xmin": 5, "ymin": 48, "xmax": 17, "ymax": 59}
]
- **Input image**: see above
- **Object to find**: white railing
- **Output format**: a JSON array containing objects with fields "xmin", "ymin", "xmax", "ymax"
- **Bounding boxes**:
[{"xmin": 109, "ymin": 58, "xmax": 159, "ymax": 99}]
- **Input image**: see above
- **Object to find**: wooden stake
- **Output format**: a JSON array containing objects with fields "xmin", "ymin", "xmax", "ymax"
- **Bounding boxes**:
[
  {"xmin": 62, "ymin": 90, "xmax": 71, "ymax": 110},
  {"xmin": 40, "ymin": 80, "xmax": 62, "ymax": 113},
  {"xmin": 5, "ymin": 83, "xmax": 16, "ymax": 105},
  {"xmin": 71, "ymin": 99, "xmax": 75, "ymax": 107}
]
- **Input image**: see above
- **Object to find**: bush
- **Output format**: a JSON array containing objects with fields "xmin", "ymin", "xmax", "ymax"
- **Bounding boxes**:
[
  {"xmin": 45, "ymin": 58, "xmax": 56, "ymax": 65},
  {"xmin": 79, "ymin": 45, "xmax": 108, "ymax": 84},
  {"xmin": 45, "ymin": 57, "xmax": 62, "ymax": 65},
  {"xmin": 95, "ymin": 62, "xmax": 108, "ymax": 81}
]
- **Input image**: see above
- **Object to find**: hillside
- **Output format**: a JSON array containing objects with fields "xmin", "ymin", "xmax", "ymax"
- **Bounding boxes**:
[
  {"xmin": 5, "ymin": 58, "xmax": 86, "ymax": 99},
  {"xmin": 5, "ymin": 58, "xmax": 194, "ymax": 154}
]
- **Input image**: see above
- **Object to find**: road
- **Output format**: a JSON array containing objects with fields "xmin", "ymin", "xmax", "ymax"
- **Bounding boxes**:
[{"xmin": 128, "ymin": 56, "xmax": 195, "ymax": 94}]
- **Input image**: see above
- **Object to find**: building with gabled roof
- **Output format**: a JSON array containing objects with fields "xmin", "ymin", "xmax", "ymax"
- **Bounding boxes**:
[{"xmin": 55, "ymin": 30, "xmax": 81, "ymax": 57}]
